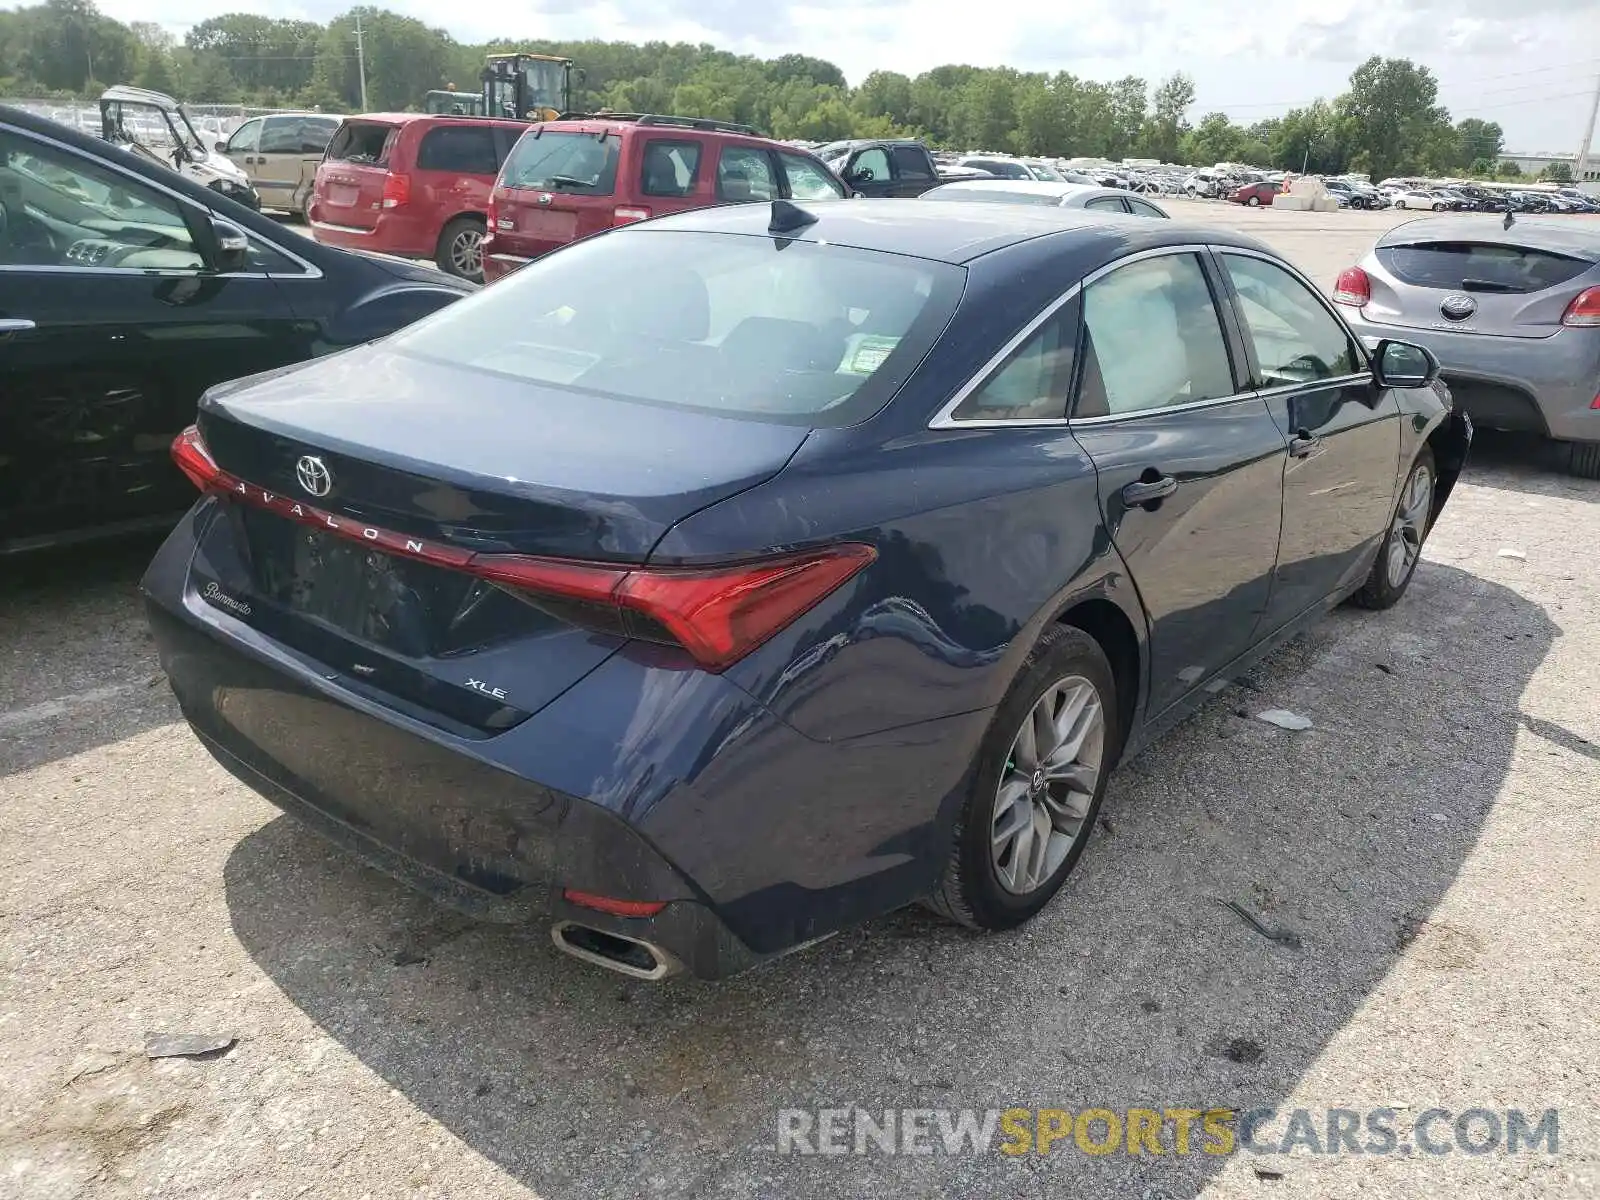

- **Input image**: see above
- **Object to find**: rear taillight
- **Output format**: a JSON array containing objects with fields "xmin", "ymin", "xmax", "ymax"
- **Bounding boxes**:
[
  {"xmin": 171, "ymin": 426, "xmax": 221, "ymax": 491},
  {"xmin": 381, "ymin": 172, "xmax": 410, "ymax": 209},
  {"xmin": 169, "ymin": 426, "xmax": 875, "ymax": 672},
  {"xmin": 1561, "ymin": 286, "xmax": 1600, "ymax": 327},
  {"xmin": 488, "ymin": 194, "xmax": 507, "ymax": 231},
  {"xmin": 472, "ymin": 545, "xmax": 876, "ymax": 671},
  {"xmin": 612, "ymin": 206, "xmax": 650, "ymax": 226},
  {"xmin": 1332, "ymin": 266, "xmax": 1371, "ymax": 307}
]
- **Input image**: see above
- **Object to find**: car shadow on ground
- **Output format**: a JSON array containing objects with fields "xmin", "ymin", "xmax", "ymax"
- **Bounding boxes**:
[
  {"xmin": 0, "ymin": 532, "xmax": 176, "ymax": 777},
  {"xmin": 1460, "ymin": 430, "xmax": 1599, "ymax": 504},
  {"xmin": 223, "ymin": 561, "xmax": 1555, "ymax": 1198}
]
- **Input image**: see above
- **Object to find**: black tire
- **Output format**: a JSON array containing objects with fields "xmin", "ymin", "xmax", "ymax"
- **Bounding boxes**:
[
  {"xmin": 298, "ymin": 188, "xmax": 314, "ymax": 225},
  {"xmin": 923, "ymin": 625, "xmax": 1120, "ymax": 930},
  {"xmin": 1246, "ymin": 195, "xmax": 1261, "ymax": 207},
  {"xmin": 1352, "ymin": 447, "xmax": 1436, "ymax": 610},
  {"xmin": 435, "ymin": 215, "xmax": 485, "ymax": 281},
  {"xmin": 1570, "ymin": 441, "xmax": 1600, "ymax": 480}
]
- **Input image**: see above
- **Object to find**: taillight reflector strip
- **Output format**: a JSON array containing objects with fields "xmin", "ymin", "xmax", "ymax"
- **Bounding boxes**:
[
  {"xmin": 170, "ymin": 425, "xmax": 876, "ymax": 670},
  {"xmin": 562, "ymin": 889, "xmax": 667, "ymax": 918}
]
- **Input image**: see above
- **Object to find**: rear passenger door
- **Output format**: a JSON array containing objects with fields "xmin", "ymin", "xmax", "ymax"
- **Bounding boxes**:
[
  {"xmin": 1067, "ymin": 249, "xmax": 1290, "ymax": 715},
  {"xmin": 1215, "ymin": 250, "xmax": 1399, "ymax": 631}
]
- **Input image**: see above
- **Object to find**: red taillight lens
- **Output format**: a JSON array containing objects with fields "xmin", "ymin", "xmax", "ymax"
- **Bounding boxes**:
[
  {"xmin": 171, "ymin": 425, "xmax": 221, "ymax": 491},
  {"xmin": 381, "ymin": 172, "xmax": 410, "ymax": 209},
  {"xmin": 472, "ymin": 544, "xmax": 877, "ymax": 671},
  {"xmin": 613, "ymin": 206, "xmax": 650, "ymax": 226},
  {"xmin": 562, "ymin": 889, "xmax": 667, "ymax": 918},
  {"xmin": 1561, "ymin": 285, "xmax": 1600, "ymax": 327},
  {"xmin": 1332, "ymin": 266, "xmax": 1371, "ymax": 307},
  {"xmin": 175, "ymin": 425, "xmax": 876, "ymax": 672}
]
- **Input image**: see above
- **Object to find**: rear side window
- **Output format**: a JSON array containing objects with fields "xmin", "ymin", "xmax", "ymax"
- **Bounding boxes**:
[
  {"xmin": 1075, "ymin": 253, "xmax": 1235, "ymax": 418},
  {"xmin": 1127, "ymin": 198, "xmax": 1168, "ymax": 218},
  {"xmin": 717, "ymin": 146, "xmax": 777, "ymax": 202},
  {"xmin": 950, "ymin": 305, "xmax": 1077, "ymax": 421},
  {"xmin": 890, "ymin": 146, "xmax": 934, "ymax": 181},
  {"xmin": 387, "ymin": 229, "xmax": 965, "ymax": 427},
  {"xmin": 1375, "ymin": 242, "xmax": 1593, "ymax": 294},
  {"xmin": 500, "ymin": 130, "xmax": 619, "ymax": 195},
  {"xmin": 1085, "ymin": 197, "xmax": 1125, "ymax": 212},
  {"xmin": 640, "ymin": 139, "xmax": 701, "ymax": 198},
  {"xmin": 325, "ymin": 121, "xmax": 395, "ymax": 167},
  {"xmin": 416, "ymin": 125, "xmax": 499, "ymax": 174}
]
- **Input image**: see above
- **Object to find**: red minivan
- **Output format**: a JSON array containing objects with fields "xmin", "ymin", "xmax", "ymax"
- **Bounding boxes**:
[
  {"xmin": 309, "ymin": 113, "xmax": 528, "ymax": 281},
  {"xmin": 481, "ymin": 114, "xmax": 849, "ymax": 283}
]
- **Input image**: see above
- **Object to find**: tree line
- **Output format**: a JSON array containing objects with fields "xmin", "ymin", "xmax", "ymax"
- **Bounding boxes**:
[{"xmin": 1, "ymin": 0, "xmax": 1558, "ymax": 181}]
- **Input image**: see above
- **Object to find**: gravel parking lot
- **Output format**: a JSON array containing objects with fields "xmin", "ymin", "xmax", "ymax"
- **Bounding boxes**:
[{"xmin": 3, "ymin": 204, "xmax": 1598, "ymax": 1199}]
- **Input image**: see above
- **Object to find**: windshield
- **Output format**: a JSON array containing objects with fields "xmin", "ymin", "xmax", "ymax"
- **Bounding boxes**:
[
  {"xmin": 525, "ymin": 59, "xmax": 567, "ymax": 110},
  {"xmin": 387, "ymin": 229, "xmax": 965, "ymax": 426},
  {"xmin": 499, "ymin": 131, "xmax": 619, "ymax": 194},
  {"xmin": 1027, "ymin": 163, "xmax": 1064, "ymax": 181}
]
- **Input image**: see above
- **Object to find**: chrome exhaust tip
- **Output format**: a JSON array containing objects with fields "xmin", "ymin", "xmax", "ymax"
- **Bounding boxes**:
[{"xmin": 551, "ymin": 921, "xmax": 683, "ymax": 981}]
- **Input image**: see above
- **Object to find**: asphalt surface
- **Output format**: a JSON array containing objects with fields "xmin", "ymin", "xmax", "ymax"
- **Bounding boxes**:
[{"xmin": 2, "ymin": 203, "xmax": 1598, "ymax": 1199}]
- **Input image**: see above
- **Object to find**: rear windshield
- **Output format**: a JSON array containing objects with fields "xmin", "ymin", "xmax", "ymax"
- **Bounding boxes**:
[
  {"xmin": 325, "ymin": 121, "xmax": 396, "ymax": 166},
  {"xmin": 388, "ymin": 229, "xmax": 964, "ymax": 427},
  {"xmin": 500, "ymin": 130, "xmax": 619, "ymax": 195},
  {"xmin": 1376, "ymin": 242, "xmax": 1593, "ymax": 293}
]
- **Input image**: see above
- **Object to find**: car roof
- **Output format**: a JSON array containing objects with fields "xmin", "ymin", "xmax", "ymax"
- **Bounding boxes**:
[
  {"xmin": 348, "ymin": 112, "xmax": 526, "ymax": 128},
  {"xmin": 924, "ymin": 179, "xmax": 1101, "ymax": 199},
  {"xmin": 1377, "ymin": 216, "xmax": 1600, "ymax": 261},
  {"xmin": 100, "ymin": 84, "xmax": 177, "ymax": 108},
  {"xmin": 635, "ymin": 197, "xmax": 1268, "ymax": 264}
]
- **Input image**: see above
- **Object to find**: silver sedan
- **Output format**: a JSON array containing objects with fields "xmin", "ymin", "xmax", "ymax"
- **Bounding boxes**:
[{"xmin": 918, "ymin": 178, "xmax": 1170, "ymax": 218}]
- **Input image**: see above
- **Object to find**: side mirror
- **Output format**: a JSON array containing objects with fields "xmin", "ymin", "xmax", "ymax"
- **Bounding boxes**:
[
  {"xmin": 1372, "ymin": 339, "xmax": 1440, "ymax": 389},
  {"xmin": 210, "ymin": 218, "xmax": 250, "ymax": 273},
  {"xmin": 214, "ymin": 140, "xmax": 228, "ymax": 154}
]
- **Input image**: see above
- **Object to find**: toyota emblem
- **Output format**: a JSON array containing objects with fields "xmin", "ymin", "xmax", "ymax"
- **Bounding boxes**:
[
  {"xmin": 1439, "ymin": 293, "xmax": 1477, "ymax": 321},
  {"xmin": 295, "ymin": 455, "xmax": 332, "ymax": 497}
]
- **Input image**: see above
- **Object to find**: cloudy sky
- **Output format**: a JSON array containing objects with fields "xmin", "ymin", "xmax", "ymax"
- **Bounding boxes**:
[{"xmin": 95, "ymin": 0, "xmax": 1600, "ymax": 152}]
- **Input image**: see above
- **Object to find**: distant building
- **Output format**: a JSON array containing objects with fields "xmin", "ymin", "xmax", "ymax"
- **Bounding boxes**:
[{"xmin": 1497, "ymin": 150, "xmax": 1597, "ymax": 183}]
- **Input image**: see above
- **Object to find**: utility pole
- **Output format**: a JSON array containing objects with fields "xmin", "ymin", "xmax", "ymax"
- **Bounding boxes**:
[
  {"xmin": 1576, "ymin": 73, "xmax": 1600, "ymax": 185},
  {"xmin": 354, "ymin": 11, "xmax": 369, "ymax": 112}
]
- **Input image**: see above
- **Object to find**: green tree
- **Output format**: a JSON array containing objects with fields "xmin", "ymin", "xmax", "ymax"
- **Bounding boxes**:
[
  {"xmin": 1539, "ymin": 161, "xmax": 1574, "ymax": 182},
  {"xmin": 1337, "ymin": 56, "xmax": 1453, "ymax": 182},
  {"xmin": 854, "ymin": 69, "xmax": 913, "ymax": 126},
  {"xmin": 1454, "ymin": 118, "xmax": 1504, "ymax": 170},
  {"xmin": 1495, "ymin": 161, "xmax": 1525, "ymax": 180},
  {"xmin": 1142, "ymin": 71, "xmax": 1194, "ymax": 162},
  {"xmin": 1182, "ymin": 111, "xmax": 1245, "ymax": 166}
]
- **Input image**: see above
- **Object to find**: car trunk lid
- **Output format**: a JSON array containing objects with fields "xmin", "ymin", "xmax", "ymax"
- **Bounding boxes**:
[
  {"xmin": 315, "ymin": 119, "xmax": 400, "ymax": 230},
  {"xmin": 1367, "ymin": 235, "xmax": 1600, "ymax": 339},
  {"xmin": 184, "ymin": 346, "xmax": 811, "ymax": 729}
]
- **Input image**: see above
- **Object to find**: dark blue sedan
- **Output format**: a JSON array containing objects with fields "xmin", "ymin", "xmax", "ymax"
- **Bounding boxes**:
[{"xmin": 143, "ymin": 199, "xmax": 1471, "ymax": 980}]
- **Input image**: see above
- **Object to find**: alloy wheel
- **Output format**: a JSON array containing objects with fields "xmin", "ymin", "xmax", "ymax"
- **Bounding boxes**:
[
  {"xmin": 449, "ymin": 227, "xmax": 484, "ymax": 277},
  {"xmin": 990, "ymin": 675, "xmax": 1105, "ymax": 896},
  {"xmin": 1386, "ymin": 460, "xmax": 1433, "ymax": 589}
]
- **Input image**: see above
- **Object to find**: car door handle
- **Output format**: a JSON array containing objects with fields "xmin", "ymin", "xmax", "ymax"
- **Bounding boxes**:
[
  {"xmin": 0, "ymin": 318, "xmax": 36, "ymax": 335},
  {"xmin": 1122, "ymin": 474, "xmax": 1178, "ymax": 508},
  {"xmin": 1288, "ymin": 431, "xmax": 1320, "ymax": 458}
]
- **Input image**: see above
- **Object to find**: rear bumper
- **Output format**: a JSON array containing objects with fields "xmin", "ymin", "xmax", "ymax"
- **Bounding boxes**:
[
  {"xmin": 310, "ymin": 211, "xmax": 438, "ymax": 260},
  {"xmin": 1347, "ymin": 313, "xmax": 1600, "ymax": 442},
  {"xmin": 141, "ymin": 506, "xmax": 988, "ymax": 978}
]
